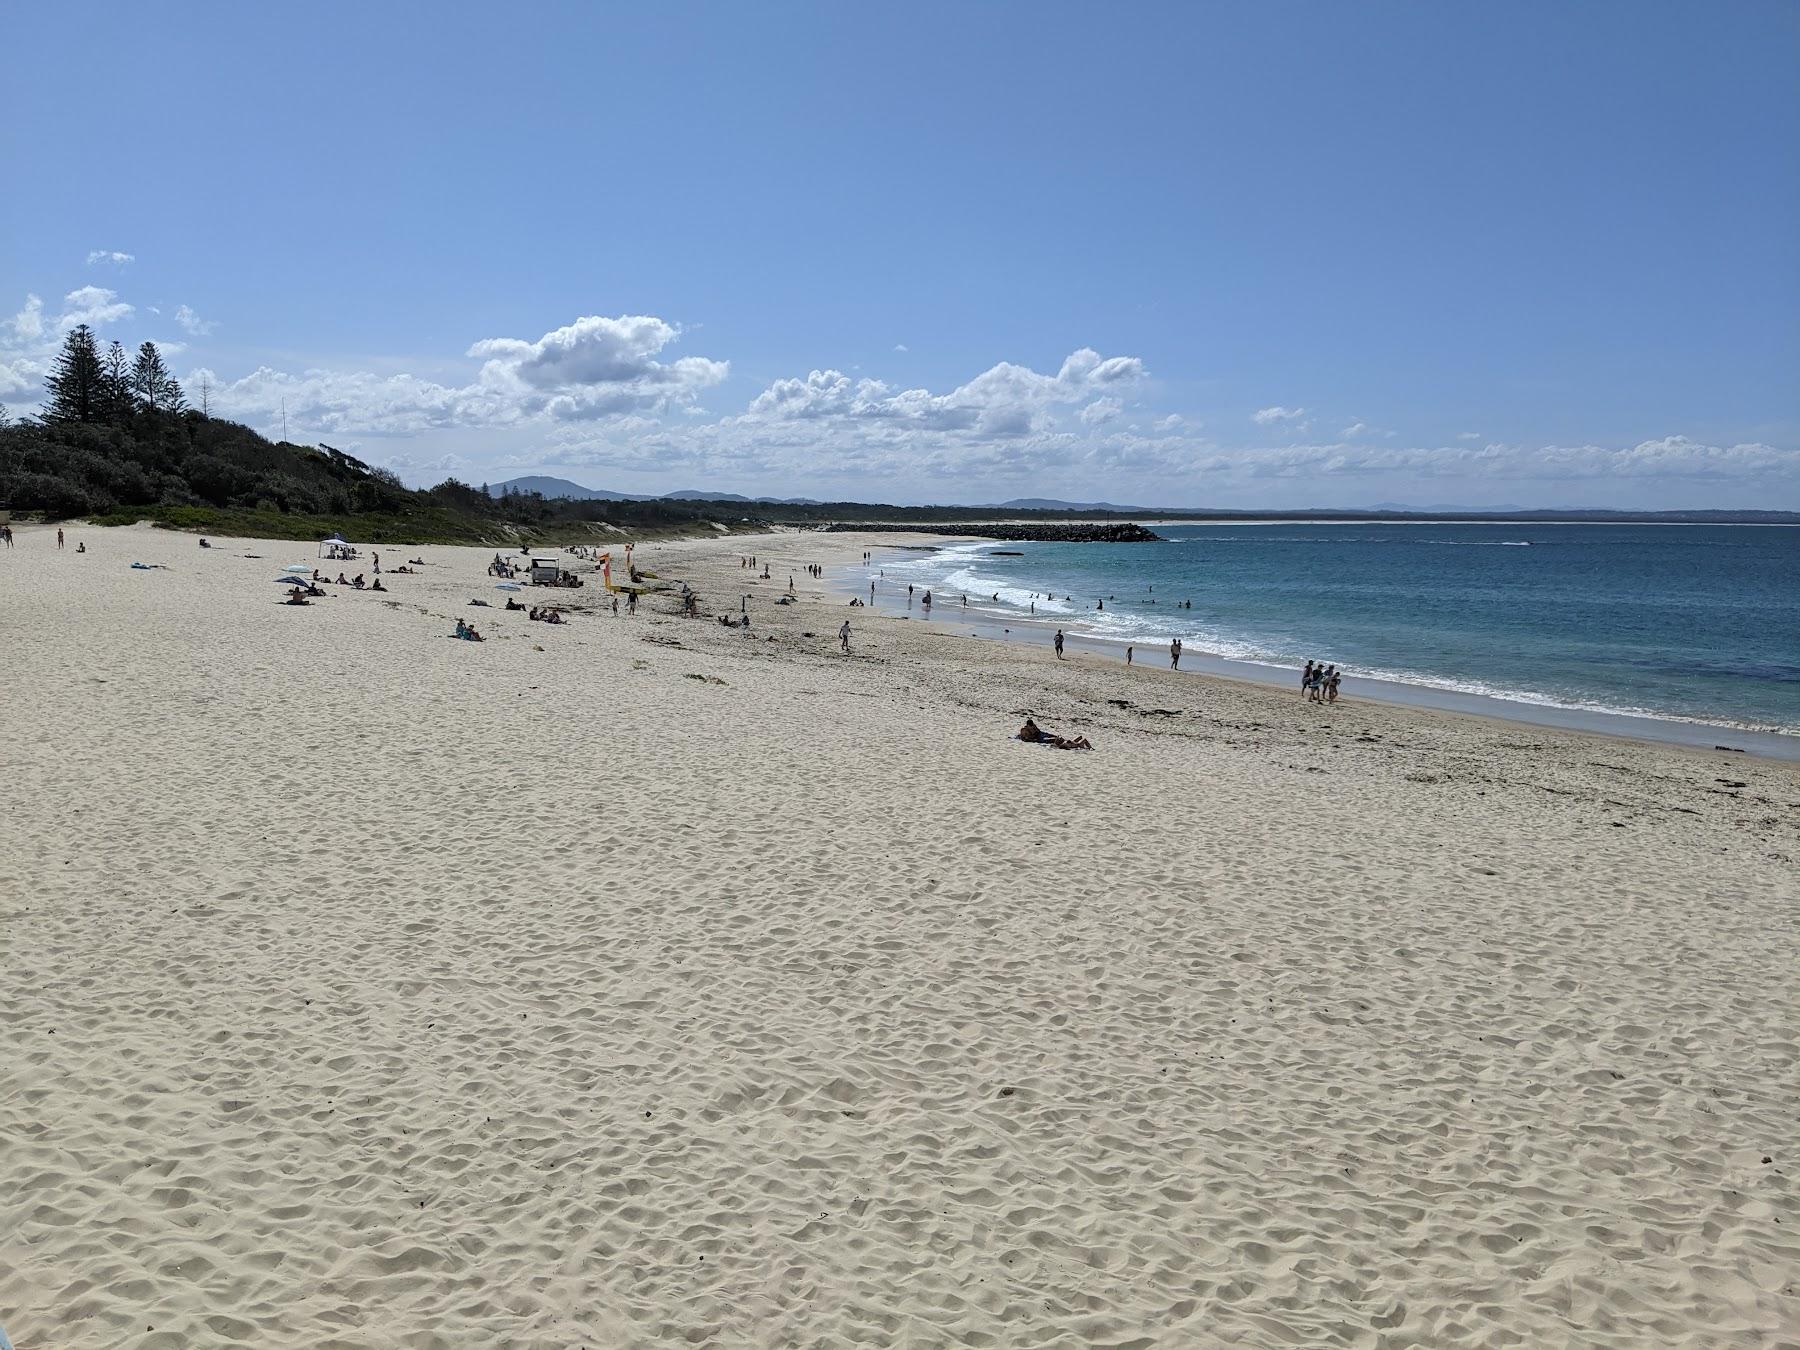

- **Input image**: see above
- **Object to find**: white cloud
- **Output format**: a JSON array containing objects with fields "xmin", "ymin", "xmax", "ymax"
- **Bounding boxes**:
[
  {"xmin": 1177, "ymin": 435, "xmax": 1796, "ymax": 485},
  {"xmin": 56, "ymin": 285, "xmax": 133, "ymax": 329},
  {"xmin": 744, "ymin": 347, "xmax": 1144, "ymax": 442},
  {"xmin": 1459, "ymin": 431, "xmax": 1482, "ymax": 440},
  {"xmin": 175, "ymin": 304, "xmax": 216, "ymax": 336},
  {"xmin": 195, "ymin": 364, "xmax": 516, "ymax": 436},
  {"xmin": 184, "ymin": 312, "xmax": 730, "ymax": 437},
  {"xmin": 468, "ymin": 314, "xmax": 727, "ymax": 420},
  {"xmin": 86, "ymin": 250, "xmax": 134, "ymax": 267},
  {"xmin": 1252, "ymin": 405, "xmax": 1306, "ymax": 425},
  {"xmin": 1079, "ymin": 396, "xmax": 1124, "ymax": 426},
  {"xmin": 0, "ymin": 355, "xmax": 40, "ymax": 399},
  {"xmin": 1157, "ymin": 414, "xmax": 1187, "ymax": 431},
  {"xmin": 894, "ymin": 343, "xmax": 909, "ymax": 352},
  {"xmin": 9, "ymin": 294, "xmax": 44, "ymax": 341},
  {"xmin": 1342, "ymin": 421, "xmax": 1370, "ymax": 437}
]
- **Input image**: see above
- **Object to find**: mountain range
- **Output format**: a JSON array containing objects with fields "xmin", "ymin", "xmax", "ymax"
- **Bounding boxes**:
[{"xmin": 488, "ymin": 477, "xmax": 821, "ymax": 505}]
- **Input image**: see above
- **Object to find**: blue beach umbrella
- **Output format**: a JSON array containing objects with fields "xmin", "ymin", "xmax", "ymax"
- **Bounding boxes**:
[
  {"xmin": 283, "ymin": 564, "xmax": 310, "ymax": 573},
  {"xmin": 496, "ymin": 583, "xmax": 522, "ymax": 591}
]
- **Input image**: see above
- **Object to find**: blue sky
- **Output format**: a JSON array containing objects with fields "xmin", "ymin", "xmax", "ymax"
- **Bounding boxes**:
[{"xmin": 3, "ymin": 2, "xmax": 1796, "ymax": 507}]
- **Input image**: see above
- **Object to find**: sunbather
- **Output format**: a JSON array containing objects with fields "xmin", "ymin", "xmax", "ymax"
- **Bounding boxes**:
[{"xmin": 1015, "ymin": 716, "xmax": 1092, "ymax": 750}]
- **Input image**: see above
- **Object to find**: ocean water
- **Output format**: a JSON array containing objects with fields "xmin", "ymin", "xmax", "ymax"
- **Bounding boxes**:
[{"xmin": 862, "ymin": 523, "xmax": 1800, "ymax": 737}]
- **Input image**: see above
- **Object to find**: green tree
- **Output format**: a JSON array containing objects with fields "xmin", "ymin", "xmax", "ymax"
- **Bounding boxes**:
[
  {"xmin": 100, "ymin": 340, "xmax": 135, "ymax": 423},
  {"xmin": 44, "ymin": 324, "xmax": 104, "ymax": 423},
  {"xmin": 132, "ymin": 341, "xmax": 176, "ymax": 413}
]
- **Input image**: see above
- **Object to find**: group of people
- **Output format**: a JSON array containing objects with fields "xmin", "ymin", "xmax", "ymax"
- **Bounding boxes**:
[
  {"xmin": 528, "ymin": 606, "xmax": 566, "ymax": 625},
  {"xmin": 314, "ymin": 569, "xmax": 384, "ymax": 591},
  {"xmin": 452, "ymin": 618, "xmax": 485, "ymax": 641},
  {"xmin": 1302, "ymin": 660, "xmax": 1342, "ymax": 702}
]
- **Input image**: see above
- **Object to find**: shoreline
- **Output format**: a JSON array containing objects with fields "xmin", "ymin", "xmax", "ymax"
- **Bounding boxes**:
[{"xmin": 835, "ymin": 539, "xmax": 1800, "ymax": 763}]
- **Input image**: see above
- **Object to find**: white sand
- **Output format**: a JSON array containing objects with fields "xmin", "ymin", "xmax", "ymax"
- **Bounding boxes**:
[{"xmin": 2, "ymin": 521, "xmax": 1796, "ymax": 1347}]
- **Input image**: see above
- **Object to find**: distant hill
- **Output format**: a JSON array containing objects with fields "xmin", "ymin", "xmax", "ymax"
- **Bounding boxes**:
[
  {"xmin": 488, "ymin": 475, "xmax": 652, "ymax": 501},
  {"xmin": 663, "ymin": 489, "xmax": 823, "ymax": 505},
  {"xmin": 1370, "ymin": 500, "xmax": 1531, "ymax": 513},
  {"xmin": 990, "ymin": 496, "xmax": 1150, "ymax": 512},
  {"xmin": 493, "ymin": 479, "xmax": 822, "ymax": 506}
]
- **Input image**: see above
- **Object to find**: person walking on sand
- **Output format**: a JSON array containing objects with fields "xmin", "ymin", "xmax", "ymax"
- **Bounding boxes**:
[
  {"xmin": 57, "ymin": 528, "xmax": 65, "ymax": 550},
  {"xmin": 839, "ymin": 619, "xmax": 852, "ymax": 653},
  {"xmin": 1054, "ymin": 629, "xmax": 1065, "ymax": 658},
  {"xmin": 1170, "ymin": 638, "xmax": 1182, "ymax": 670},
  {"xmin": 1301, "ymin": 659, "xmax": 1315, "ymax": 697},
  {"xmin": 1127, "ymin": 646, "xmax": 1134, "ymax": 665}
]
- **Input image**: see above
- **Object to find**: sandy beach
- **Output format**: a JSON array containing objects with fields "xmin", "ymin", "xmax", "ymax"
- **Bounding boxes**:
[{"xmin": 2, "ymin": 521, "xmax": 1796, "ymax": 1347}]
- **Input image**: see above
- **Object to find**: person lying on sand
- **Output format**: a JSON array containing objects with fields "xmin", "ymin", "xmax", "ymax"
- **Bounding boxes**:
[
  {"xmin": 1016, "ymin": 716, "xmax": 1092, "ymax": 750},
  {"xmin": 505, "ymin": 598, "xmax": 526, "ymax": 611}
]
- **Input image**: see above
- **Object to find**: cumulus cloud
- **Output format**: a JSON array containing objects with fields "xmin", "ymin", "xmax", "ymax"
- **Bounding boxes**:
[
  {"xmin": 1252, "ymin": 405, "xmax": 1306, "ymax": 425},
  {"xmin": 175, "ymin": 304, "xmax": 216, "ymax": 336},
  {"xmin": 745, "ymin": 347, "xmax": 1145, "ymax": 442},
  {"xmin": 86, "ymin": 250, "xmax": 134, "ymax": 267},
  {"xmin": 194, "ymin": 365, "xmax": 516, "ymax": 436},
  {"xmin": 468, "ymin": 314, "xmax": 727, "ymax": 419},
  {"xmin": 894, "ymin": 343, "xmax": 909, "ymax": 352},
  {"xmin": 183, "ymin": 312, "xmax": 729, "ymax": 438},
  {"xmin": 57, "ymin": 286, "xmax": 133, "ymax": 329},
  {"xmin": 9, "ymin": 294, "xmax": 44, "ymax": 341},
  {"xmin": 1079, "ymin": 396, "xmax": 1124, "ymax": 426},
  {"xmin": 0, "ymin": 355, "xmax": 40, "ymax": 399},
  {"xmin": 1342, "ymin": 421, "xmax": 1370, "ymax": 437}
]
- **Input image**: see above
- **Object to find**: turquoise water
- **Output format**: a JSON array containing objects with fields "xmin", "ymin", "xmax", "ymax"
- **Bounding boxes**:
[{"xmin": 866, "ymin": 523, "xmax": 1800, "ymax": 737}]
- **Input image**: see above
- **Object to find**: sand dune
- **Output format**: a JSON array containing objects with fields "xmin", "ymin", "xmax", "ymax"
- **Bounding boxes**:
[{"xmin": 2, "ymin": 522, "xmax": 1795, "ymax": 1347}]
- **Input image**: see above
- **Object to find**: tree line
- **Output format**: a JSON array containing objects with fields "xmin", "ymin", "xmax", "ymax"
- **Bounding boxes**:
[{"xmin": 42, "ymin": 324, "xmax": 187, "ymax": 425}]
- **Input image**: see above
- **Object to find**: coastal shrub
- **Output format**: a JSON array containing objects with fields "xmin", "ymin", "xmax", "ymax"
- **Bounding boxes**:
[{"xmin": 5, "ymin": 472, "xmax": 95, "ymax": 518}]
